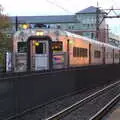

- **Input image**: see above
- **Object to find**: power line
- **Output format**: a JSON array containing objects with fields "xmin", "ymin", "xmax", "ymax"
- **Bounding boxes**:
[
  {"xmin": 46, "ymin": 0, "xmax": 73, "ymax": 14},
  {"xmin": 111, "ymin": 0, "xmax": 119, "ymax": 8}
]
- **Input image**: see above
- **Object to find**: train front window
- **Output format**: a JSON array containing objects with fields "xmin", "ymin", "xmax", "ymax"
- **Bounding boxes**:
[
  {"xmin": 52, "ymin": 41, "xmax": 62, "ymax": 52},
  {"xmin": 17, "ymin": 42, "xmax": 27, "ymax": 53},
  {"xmin": 35, "ymin": 42, "xmax": 46, "ymax": 54}
]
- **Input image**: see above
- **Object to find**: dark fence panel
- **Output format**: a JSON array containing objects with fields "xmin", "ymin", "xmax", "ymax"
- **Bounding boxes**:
[
  {"xmin": 0, "ymin": 78, "xmax": 16, "ymax": 119},
  {"xmin": 0, "ymin": 64, "xmax": 120, "ymax": 119}
]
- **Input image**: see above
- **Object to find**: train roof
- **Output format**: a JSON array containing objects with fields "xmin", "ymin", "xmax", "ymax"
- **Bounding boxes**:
[
  {"xmin": 65, "ymin": 31, "xmax": 103, "ymax": 46},
  {"xmin": 64, "ymin": 31, "xmax": 120, "ymax": 50},
  {"xmin": 13, "ymin": 28, "xmax": 120, "ymax": 50},
  {"xmin": 103, "ymin": 42, "xmax": 120, "ymax": 50}
]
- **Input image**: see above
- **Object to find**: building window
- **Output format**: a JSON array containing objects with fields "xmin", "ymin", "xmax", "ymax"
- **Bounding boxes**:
[{"xmin": 91, "ymin": 32, "xmax": 94, "ymax": 39}]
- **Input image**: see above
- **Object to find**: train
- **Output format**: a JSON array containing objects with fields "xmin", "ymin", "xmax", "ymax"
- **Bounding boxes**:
[{"xmin": 13, "ymin": 28, "xmax": 120, "ymax": 72}]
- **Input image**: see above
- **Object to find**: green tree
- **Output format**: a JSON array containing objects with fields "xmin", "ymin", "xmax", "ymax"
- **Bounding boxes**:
[{"xmin": 0, "ymin": 4, "xmax": 12, "ymax": 68}]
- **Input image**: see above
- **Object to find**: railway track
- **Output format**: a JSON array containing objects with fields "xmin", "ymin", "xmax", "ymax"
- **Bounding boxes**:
[
  {"xmin": 8, "ymin": 80, "xmax": 120, "ymax": 120},
  {"xmin": 44, "ymin": 80, "xmax": 120, "ymax": 120},
  {"xmin": 89, "ymin": 93, "xmax": 120, "ymax": 120}
]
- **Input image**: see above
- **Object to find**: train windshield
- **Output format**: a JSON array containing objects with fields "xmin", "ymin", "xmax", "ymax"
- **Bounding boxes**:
[
  {"xmin": 18, "ymin": 42, "xmax": 27, "ymax": 53},
  {"xmin": 35, "ymin": 42, "xmax": 46, "ymax": 54},
  {"xmin": 52, "ymin": 41, "xmax": 62, "ymax": 52}
]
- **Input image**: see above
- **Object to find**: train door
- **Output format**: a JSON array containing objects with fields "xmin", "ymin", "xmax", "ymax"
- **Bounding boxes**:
[
  {"xmin": 34, "ymin": 41, "xmax": 49, "ymax": 70},
  {"xmin": 27, "ymin": 36, "xmax": 52, "ymax": 71},
  {"xmin": 102, "ymin": 46, "xmax": 105, "ymax": 64},
  {"xmin": 113, "ymin": 49, "xmax": 115, "ymax": 64},
  {"xmin": 119, "ymin": 50, "xmax": 120, "ymax": 64},
  {"xmin": 89, "ymin": 43, "xmax": 92, "ymax": 64}
]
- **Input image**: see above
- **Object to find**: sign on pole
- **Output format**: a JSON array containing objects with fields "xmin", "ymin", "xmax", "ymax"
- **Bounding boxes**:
[{"xmin": 6, "ymin": 52, "xmax": 12, "ymax": 72}]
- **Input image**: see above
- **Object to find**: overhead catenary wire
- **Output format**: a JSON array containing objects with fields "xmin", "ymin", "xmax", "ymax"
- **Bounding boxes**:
[
  {"xmin": 111, "ymin": 0, "xmax": 120, "ymax": 15},
  {"xmin": 46, "ymin": 0, "xmax": 73, "ymax": 14}
]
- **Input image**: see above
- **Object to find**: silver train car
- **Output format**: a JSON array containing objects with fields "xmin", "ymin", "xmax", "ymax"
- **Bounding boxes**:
[{"xmin": 13, "ymin": 28, "xmax": 120, "ymax": 72}]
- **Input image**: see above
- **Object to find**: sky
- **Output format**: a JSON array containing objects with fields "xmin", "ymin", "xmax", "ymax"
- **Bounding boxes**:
[
  {"xmin": 0, "ymin": 0, "xmax": 120, "ymax": 35},
  {"xmin": 0, "ymin": 0, "xmax": 119, "ymax": 16}
]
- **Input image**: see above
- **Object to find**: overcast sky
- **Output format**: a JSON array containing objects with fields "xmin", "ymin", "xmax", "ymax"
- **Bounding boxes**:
[
  {"xmin": 0, "ymin": 0, "xmax": 119, "ymax": 16},
  {"xmin": 0, "ymin": 0, "xmax": 120, "ymax": 35}
]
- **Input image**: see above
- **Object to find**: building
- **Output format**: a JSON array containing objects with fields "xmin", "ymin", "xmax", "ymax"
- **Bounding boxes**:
[
  {"xmin": 109, "ymin": 32, "xmax": 120, "ymax": 47},
  {"xmin": 10, "ymin": 6, "xmax": 108, "ymax": 42}
]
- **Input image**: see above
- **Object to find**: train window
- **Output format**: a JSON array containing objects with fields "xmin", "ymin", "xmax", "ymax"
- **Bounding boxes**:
[
  {"xmin": 107, "ymin": 52, "xmax": 112, "ymax": 58},
  {"xmin": 73, "ymin": 47, "xmax": 88, "ymax": 57},
  {"xmin": 115, "ymin": 53, "xmax": 119, "ymax": 58},
  {"xmin": 73, "ymin": 47, "xmax": 79, "ymax": 57},
  {"xmin": 79, "ymin": 48, "xmax": 82, "ymax": 57},
  {"xmin": 17, "ymin": 42, "xmax": 27, "ymax": 53},
  {"xmin": 83, "ymin": 48, "xmax": 88, "ymax": 57},
  {"xmin": 79, "ymin": 48, "xmax": 87, "ymax": 57},
  {"xmin": 94, "ymin": 50, "xmax": 101, "ymax": 58},
  {"xmin": 52, "ymin": 41, "xmax": 62, "ymax": 51},
  {"xmin": 73, "ymin": 47, "xmax": 77, "ymax": 57},
  {"xmin": 77, "ymin": 48, "xmax": 79, "ymax": 57},
  {"xmin": 35, "ymin": 42, "xmax": 46, "ymax": 54}
]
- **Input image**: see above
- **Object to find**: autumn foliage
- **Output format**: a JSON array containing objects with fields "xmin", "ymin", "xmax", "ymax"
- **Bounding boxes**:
[
  {"xmin": 0, "ymin": 5, "xmax": 12, "ymax": 69},
  {"xmin": 0, "ymin": 15, "xmax": 11, "ymax": 29}
]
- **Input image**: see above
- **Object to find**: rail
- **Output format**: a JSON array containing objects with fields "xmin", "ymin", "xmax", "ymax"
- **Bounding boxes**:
[{"xmin": 44, "ymin": 80, "xmax": 120, "ymax": 120}]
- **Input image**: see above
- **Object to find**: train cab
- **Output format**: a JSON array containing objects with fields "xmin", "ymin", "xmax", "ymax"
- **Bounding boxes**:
[{"xmin": 27, "ymin": 35, "xmax": 67, "ymax": 71}]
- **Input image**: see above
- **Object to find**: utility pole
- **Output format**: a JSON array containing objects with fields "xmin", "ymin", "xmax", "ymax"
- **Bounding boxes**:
[
  {"xmin": 96, "ymin": 6, "xmax": 100, "ymax": 41},
  {"xmin": 98, "ymin": 7, "xmax": 120, "ymax": 44},
  {"xmin": 16, "ymin": 16, "xmax": 18, "ymax": 31}
]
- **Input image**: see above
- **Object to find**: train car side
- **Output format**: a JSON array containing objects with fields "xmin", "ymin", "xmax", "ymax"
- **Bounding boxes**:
[{"xmin": 12, "ymin": 29, "xmax": 120, "ymax": 72}]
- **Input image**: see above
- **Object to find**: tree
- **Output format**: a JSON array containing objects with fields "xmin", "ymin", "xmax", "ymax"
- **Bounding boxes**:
[{"xmin": 0, "ymin": 4, "xmax": 12, "ymax": 69}]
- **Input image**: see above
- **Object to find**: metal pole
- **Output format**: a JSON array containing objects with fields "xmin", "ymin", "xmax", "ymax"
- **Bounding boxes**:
[
  {"xmin": 49, "ymin": 39, "xmax": 53, "ymax": 71},
  {"xmin": 67, "ymin": 39, "xmax": 70, "ymax": 68},
  {"xmin": 96, "ymin": 7, "xmax": 100, "ymax": 41},
  {"xmin": 27, "ymin": 38, "xmax": 31, "ymax": 71},
  {"xmin": 4, "ymin": 51, "xmax": 6, "ymax": 72},
  {"xmin": 16, "ymin": 16, "xmax": 18, "ymax": 31}
]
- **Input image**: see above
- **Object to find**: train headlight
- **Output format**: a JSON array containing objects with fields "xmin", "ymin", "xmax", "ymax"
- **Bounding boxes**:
[
  {"xmin": 35, "ymin": 42, "xmax": 40, "ymax": 46},
  {"xmin": 22, "ymin": 24, "xmax": 29, "ymax": 29},
  {"xmin": 36, "ymin": 31, "xmax": 44, "ymax": 36}
]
